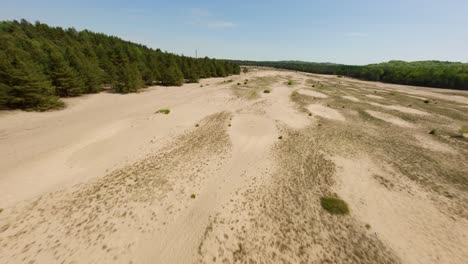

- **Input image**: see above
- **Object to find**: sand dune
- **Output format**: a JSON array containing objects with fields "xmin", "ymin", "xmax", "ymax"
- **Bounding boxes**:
[{"xmin": 1, "ymin": 68, "xmax": 467, "ymax": 264}]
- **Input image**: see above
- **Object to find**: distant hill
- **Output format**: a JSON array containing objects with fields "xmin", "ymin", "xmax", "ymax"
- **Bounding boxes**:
[
  {"xmin": 0, "ymin": 19, "xmax": 240, "ymax": 111},
  {"xmin": 232, "ymin": 60, "xmax": 468, "ymax": 90}
]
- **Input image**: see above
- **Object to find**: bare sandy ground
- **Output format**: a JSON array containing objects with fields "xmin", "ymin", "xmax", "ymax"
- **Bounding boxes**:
[{"xmin": 1, "ymin": 68, "xmax": 468, "ymax": 264}]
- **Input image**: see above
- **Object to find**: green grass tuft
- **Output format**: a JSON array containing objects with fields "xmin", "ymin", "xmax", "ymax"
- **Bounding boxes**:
[
  {"xmin": 263, "ymin": 89, "xmax": 271, "ymax": 93},
  {"xmin": 287, "ymin": 80, "xmax": 293, "ymax": 85},
  {"xmin": 320, "ymin": 196, "xmax": 349, "ymax": 215},
  {"xmin": 156, "ymin": 109, "xmax": 170, "ymax": 114}
]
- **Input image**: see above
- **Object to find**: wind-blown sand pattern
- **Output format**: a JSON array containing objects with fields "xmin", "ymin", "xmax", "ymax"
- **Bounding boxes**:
[
  {"xmin": 1, "ymin": 68, "xmax": 467, "ymax": 264},
  {"xmin": 370, "ymin": 102, "xmax": 429, "ymax": 115},
  {"xmin": 366, "ymin": 110, "xmax": 415, "ymax": 128}
]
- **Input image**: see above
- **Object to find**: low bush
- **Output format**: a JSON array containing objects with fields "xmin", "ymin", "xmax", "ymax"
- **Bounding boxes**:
[
  {"xmin": 320, "ymin": 196, "xmax": 349, "ymax": 215},
  {"xmin": 156, "ymin": 109, "xmax": 170, "ymax": 114}
]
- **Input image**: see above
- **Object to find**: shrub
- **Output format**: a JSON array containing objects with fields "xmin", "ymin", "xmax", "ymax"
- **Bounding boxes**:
[
  {"xmin": 191, "ymin": 194, "xmax": 196, "ymax": 199},
  {"xmin": 423, "ymin": 100, "xmax": 430, "ymax": 104},
  {"xmin": 287, "ymin": 80, "xmax": 293, "ymax": 85},
  {"xmin": 429, "ymin": 129, "xmax": 436, "ymax": 135},
  {"xmin": 320, "ymin": 196, "xmax": 349, "ymax": 215},
  {"xmin": 156, "ymin": 109, "xmax": 170, "ymax": 114},
  {"xmin": 263, "ymin": 89, "xmax": 271, "ymax": 93}
]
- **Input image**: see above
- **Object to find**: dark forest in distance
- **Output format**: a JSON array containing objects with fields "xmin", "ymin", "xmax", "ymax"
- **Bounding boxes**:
[{"xmin": 233, "ymin": 60, "xmax": 468, "ymax": 91}]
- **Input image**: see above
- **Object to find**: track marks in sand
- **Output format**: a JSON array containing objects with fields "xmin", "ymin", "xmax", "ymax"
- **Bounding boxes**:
[
  {"xmin": 0, "ymin": 112, "xmax": 232, "ymax": 264},
  {"xmin": 198, "ymin": 128, "xmax": 400, "ymax": 264}
]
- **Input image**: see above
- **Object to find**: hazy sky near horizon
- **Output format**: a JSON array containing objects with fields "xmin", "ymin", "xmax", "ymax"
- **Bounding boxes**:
[{"xmin": 1, "ymin": 0, "xmax": 467, "ymax": 65}]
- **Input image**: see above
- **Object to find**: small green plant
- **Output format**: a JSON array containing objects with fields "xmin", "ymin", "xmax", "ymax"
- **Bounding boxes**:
[
  {"xmin": 429, "ymin": 129, "xmax": 436, "ymax": 135},
  {"xmin": 423, "ymin": 99, "xmax": 430, "ymax": 104},
  {"xmin": 287, "ymin": 80, "xmax": 293, "ymax": 85},
  {"xmin": 156, "ymin": 109, "xmax": 170, "ymax": 114},
  {"xmin": 237, "ymin": 82, "xmax": 241, "ymax": 85},
  {"xmin": 278, "ymin": 136, "xmax": 283, "ymax": 140},
  {"xmin": 337, "ymin": 75, "xmax": 343, "ymax": 78},
  {"xmin": 263, "ymin": 89, "xmax": 271, "ymax": 93},
  {"xmin": 191, "ymin": 194, "xmax": 196, "ymax": 199},
  {"xmin": 320, "ymin": 196, "xmax": 349, "ymax": 215},
  {"xmin": 291, "ymin": 91, "xmax": 299, "ymax": 97}
]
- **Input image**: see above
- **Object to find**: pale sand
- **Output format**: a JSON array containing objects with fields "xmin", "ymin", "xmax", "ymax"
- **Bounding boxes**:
[
  {"xmin": 307, "ymin": 104, "xmax": 345, "ymax": 121},
  {"xmin": 1, "ymin": 68, "xmax": 467, "ymax": 264},
  {"xmin": 366, "ymin": 110, "xmax": 415, "ymax": 128},
  {"xmin": 366, "ymin": 94, "xmax": 384, "ymax": 99},
  {"xmin": 296, "ymin": 89, "xmax": 328, "ymax": 98},
  {"xmin": 342, "ymin": 95, "xmax": 360, "ymax": 102},
  {"xmin": 370, "ymin": 102, "xmax": 430, "ymax": 115}
]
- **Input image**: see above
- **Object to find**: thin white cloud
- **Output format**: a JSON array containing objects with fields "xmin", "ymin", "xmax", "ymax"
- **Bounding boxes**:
[
  {"xmin": 189, "ymin": 8, "xmax": 237, "ymax": 29},
  {"xmin": 345, "ymin": 32, "xmax": 369, "ymax": 37}
]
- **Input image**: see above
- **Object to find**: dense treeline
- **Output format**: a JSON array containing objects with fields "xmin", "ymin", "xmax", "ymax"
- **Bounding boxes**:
[
  {"xmin": 234, "ymin": 60, "xmax": 468, "ymax": 90},
  {"xmin": 0, "ymin": 20, "xmax": 240, "ymax": 110}
]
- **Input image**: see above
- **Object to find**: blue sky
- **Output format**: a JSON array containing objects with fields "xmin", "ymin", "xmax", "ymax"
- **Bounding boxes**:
[{"xmin": 1, "ymin": 0, "xmax": 467, "ymax": 65}]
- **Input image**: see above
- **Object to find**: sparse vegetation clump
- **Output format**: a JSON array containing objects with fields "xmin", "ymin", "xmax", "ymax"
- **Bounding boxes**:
[
  {"xmin": 429, "ymin": 129, "xmax": 436, "ymax": 135},
  {"xmin": 263, "ymin": 89, "xmax": 271, "ymax": 93},
  {"xmin": 156, "ymin": 109, "xmax": 170, "ymax": 114},
  {"xmin": 191, "ymin": 194, "xmax": 196, "ymax": 199},
  {"xmin": 320, "ymin": 196, "xmax": 349, "ymax": 215},
  {"xmin": 287, "ymin": 80, "xmax": 293, "ymax": 85}
]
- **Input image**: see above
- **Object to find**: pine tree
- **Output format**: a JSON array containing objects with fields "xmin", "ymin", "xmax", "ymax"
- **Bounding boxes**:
[
  {"xmin": 0, "ymin": 55, "xmax": 62, "ymax": 110},
  {"xmin": 160, "ymin": 59, "xmax": 184, "ymax": 86},
  {"xmin": 49, "ymin": 51, "xmax": 84, "ymax": 97}
]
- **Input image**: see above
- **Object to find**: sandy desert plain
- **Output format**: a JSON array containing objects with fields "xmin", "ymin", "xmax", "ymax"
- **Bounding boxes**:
[{"xmin": 0, "ymin": 67, "xmax": 467, "ymax": 264}]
